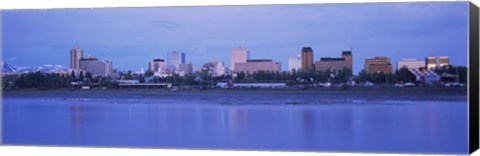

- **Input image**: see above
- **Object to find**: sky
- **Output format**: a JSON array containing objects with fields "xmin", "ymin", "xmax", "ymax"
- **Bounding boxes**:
[{"xmin": 1, "ymin": 2, "xmax": 469, "ymax": 74}]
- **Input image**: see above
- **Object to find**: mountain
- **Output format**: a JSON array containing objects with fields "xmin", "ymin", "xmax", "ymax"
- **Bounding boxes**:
[
  {"xmin": 2, "ymin": 61, "xmax": 17, "ymax": 73},
  {"xmin": 35, "ymin": 64, "xmax": 69, "ymax": 73}
]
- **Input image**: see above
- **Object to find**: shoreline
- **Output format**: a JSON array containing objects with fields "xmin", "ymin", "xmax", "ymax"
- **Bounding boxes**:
[{"xmin": 2, "ymin": 87, "xmax": 468, "ymax": 97}]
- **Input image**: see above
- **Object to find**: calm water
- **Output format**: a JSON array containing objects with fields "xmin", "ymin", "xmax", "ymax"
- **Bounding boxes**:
[{"xmin": 2, "ymin": 92, "xmax": 469, "ymax": 154}]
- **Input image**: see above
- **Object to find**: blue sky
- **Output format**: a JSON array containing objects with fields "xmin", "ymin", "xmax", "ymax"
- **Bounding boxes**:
[{"xmin": 1, "ymin": 2, "xmax": 469, "ymax": 74}]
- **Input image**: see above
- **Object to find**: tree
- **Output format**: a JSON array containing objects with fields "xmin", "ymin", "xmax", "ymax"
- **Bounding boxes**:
[
  {"xmin": 85, "ymin": 72, "xmax": 93, "ymax": 82},
  {"xmin": 79, "ymin": 71, "xmax": 84, "ymax": 81}
]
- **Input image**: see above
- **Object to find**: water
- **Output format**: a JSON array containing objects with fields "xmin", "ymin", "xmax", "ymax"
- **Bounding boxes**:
[{"xmin": 2, "ymin": 91, "xmax": 469, "ymax": 154}]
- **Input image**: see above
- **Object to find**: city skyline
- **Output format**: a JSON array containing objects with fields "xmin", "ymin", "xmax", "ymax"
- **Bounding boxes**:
[{"xmin": 2, "ymin": 2, "xmax": 469, "ymax": 73}]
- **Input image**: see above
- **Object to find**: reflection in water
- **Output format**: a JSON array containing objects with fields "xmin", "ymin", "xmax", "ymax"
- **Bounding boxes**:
[{"xmin": 2, "ymin": 97, "xmax": 469, "ymax": 154}]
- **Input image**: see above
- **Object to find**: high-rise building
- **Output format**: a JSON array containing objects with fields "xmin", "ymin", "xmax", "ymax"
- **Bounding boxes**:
[
  {"xmin": 439, "ymin": 56, "xmax": 449, "ymax": 67},
  {"xmin": 148, "ymin": 59, "xmax": 168, "ymax": 73},
  {"xmin": 230, "ymin": 47, "xmax": 250, "ymax": 71},
  {"xmin": 203, "ymin": 61, "xmax": 226, "ymax": 77},
  {"xmin": 167, "ymin": 51, "xmax": 185, "ymax": 72},
  {"xmin": 314, "ymin": 51, "xmax": 353, "ymax": 74},
  {"xmin": 301, "ymin": 47, "xmax": 314, "ymax": 72},
  {"xmin": 364, "ymin": 57, "xmax": 393, "ymax": 74},
  {"xmin": 70, "ymin": 47, "xmax": 83, "ymax": 69},
  {"xmin": 426, "ymin": 56, "xmax": 437, "ymax": 69},
  {"xmin": 288, "ymin": 54, "xmax": 302, "ymax": 72},
  {"xmin": 234, "ymin": 59, "xmax": 281, "ymax": 74},
  {"xmin": 397, "ymin": 59, "xmax": 425, "ymax": 70},
  {"xmin": 79, "ymin": 56, "xmax": 113, "ymax": 77},
  {"xmin": 177, "ymin": 63, "xmax": 193, "ymax": 76}
]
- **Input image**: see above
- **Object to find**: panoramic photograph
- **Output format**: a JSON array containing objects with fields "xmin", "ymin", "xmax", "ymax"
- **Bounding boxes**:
[{"xmin": 1, "ymin": 1, "xmax": 471, "ymax": 154}]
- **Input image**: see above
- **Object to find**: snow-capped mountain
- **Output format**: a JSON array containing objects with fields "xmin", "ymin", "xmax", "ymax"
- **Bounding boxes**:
[
  {"xmin": 2, "ymin": 62, "xmax": 17, "ymax": 73},
  {"xmin": 35, "ymin": 64, "xmax": 69, "ymax": 73}
]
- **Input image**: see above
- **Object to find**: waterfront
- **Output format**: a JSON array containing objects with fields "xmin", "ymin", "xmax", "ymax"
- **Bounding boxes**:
[{"xmin": 2, "ymin": 90, "xmax": 468, "ymax": 154}]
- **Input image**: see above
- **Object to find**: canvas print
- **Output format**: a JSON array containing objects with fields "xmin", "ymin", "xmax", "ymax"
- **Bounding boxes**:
[{"xmin": 1, "ymin": 1, "xmax": 476, "ymax": 155}]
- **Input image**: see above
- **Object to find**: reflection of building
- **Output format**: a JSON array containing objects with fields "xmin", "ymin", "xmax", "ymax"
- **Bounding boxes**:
[
  {"xmin": 314, "ymin": 51, "xmax": 352, "ymax": 74},
  {"xmin": 177, "ymin": 63, "xmax": 193, "ymax": 76},
  {"xmin": 203, "ymin": 61, "xmax": 226, "ymax": 77},
  {"xmin": 234, "ymin": 59, "xmax": 281, "ymax": 74},
  {"xmin": 288, "ymin": 54, "xmax": 302, "ymax": 72},
  {"xmin": 148, "ymin": 59, "xmax": 168, "ymax": 73},
  {"xmin": 70, "ymin": 47, "xmax": 83, "ymax": 69},
  {"xmin": 79, "ymin": 57, "xmax": 113, "ymax": 77},
  {"xmin": 301, "ymin": 47, "xmax": 314, "ymax": 72},
  {"xmin": 364, "ymin": 57, "xmax": 392, "ymax": 74},
  {"xmin": 426, "ymin": 56, "xmax": 437, "ymax": 69},
  {"xmin": 397, "ymin": 58, "xmax": 425, "ymax": 70},
  {"xmin": 230, "ymin": 47, "xmax": 250, "ymax": 71},
  {"xmin": 439, "ymin": 56, "xmax": 449, "ymax": 67},
  {"xmin": 167, "ymin": 51, "xmax": 185, "ymax": 71}
]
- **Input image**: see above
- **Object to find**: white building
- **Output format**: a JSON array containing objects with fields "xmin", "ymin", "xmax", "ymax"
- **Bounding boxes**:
[
  {"xmin": 203, "ymin": 61, "xmax": 226, "ymax": 77},
  {"xmin": 167, "ymin": 51, "xmax": 185, "ymax": 72},
  {"xmin": 70, "ymin": 47, "xmax": 83, "ymax": 69},
  {"xmin": 176, "ymin": 63, "xmax": 193, "ymax": 76},
  {"xmin": 288, "ymin": 54, "xmax": 302, "ymax": 72},
  {"xmin": 79, "ymin": 57, "xmax": 113, "ymax": 77},
  {"xmin": 230, "ymin": 47, "xmax": 250, "ymax": 72},
  {"xmin": 396, "ymin": 58, "xmax": 425, "ymax": 70}
]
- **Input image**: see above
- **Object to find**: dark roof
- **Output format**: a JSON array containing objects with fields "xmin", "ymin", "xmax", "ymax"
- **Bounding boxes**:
[
  {"xmin": 153, "ymin": 59, "xmax": 164, "ymax": 62},
  {"xmin": 302, "ymin": 47, "xmax": 313, "ymax": 52},
  {"xmin": 320, "ymin": 57, "xmax": 345, "ymax": 61},
  {"xmin": 247, "ymin": 59, "xmax": 273, "ymax": 62},
  {"xmin": 79, "ymin": 58, "xmax": 98, "ymax": 61},
  {"xmin": 342, "ymin": 51, "xmax": 352, "ymax": 55}
]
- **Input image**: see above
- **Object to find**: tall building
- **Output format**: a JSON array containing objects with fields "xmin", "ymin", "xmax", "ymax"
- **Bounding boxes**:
[
  {"xmin": 439, "ymin": 56, "xmax": 449, "ymax": 67},
  {"xmin": 148, "ymin": 59, "xmax": 168, "ymax": 73},
  {"xmin": 177, "ymin": 63, "xmax": 193, "ymax": 76},
  {"xmin": 79, "ymin": 56, "xmax": 113, "ymax": 77},
  {"xmin": 301, "ymin": 47, "xmax": 314, "ymax": 72},
  {"xmin": 364, "ymin": 57, "xmax": 392, "ymax": 74},
  {"xmin": 397, "ymin": 59, "xmax": 425, "ymax": 70},
  {"xmin": 70, "ymin": 47, "xmax": 84, "ymax": 69},
  {"xmin": 288, "ymin": 54, "xmax": 302, "ymax": 72},
  {"xmin": 167, "ymin": 51, "xmax": 185, "ymax": 72},
  {"xmin": 203, "ymin": 61, "xmax": 226, "ymax": 77},
  {"xmin": 234, "ymin": 59, "xmax": 281, "ymax": 74},
  {"xmin": 230, "ymin": 47, "xmax": 250, "ymax": 71},
  {"xmin": 426, "ymin": 56, "xmax": 437, "ymax": 69},
  {"xmin": 314, "ymin": 51, "xmax": 353, "ymax": 74}
]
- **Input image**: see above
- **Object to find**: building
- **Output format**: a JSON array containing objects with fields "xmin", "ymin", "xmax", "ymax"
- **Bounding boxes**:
[
  {"xmin": 439, "ymin": 56, "xmax": 449, "ymax": 67},
  {"xmin": 301, "ymin": 47, "xmax": 314, "ymax": 72},
  {"xmin": 288, "ymin": 54, "xmax": 302, "ymax": 72},
  {"xmin": 234, "ymin": 59, "xmax": 281, "ymax": 74},
  {"xmin": 148, "ymin": 59, "xmax": 168, "ymax": 73},
  {"xmin": 314, "ymin": 51, "xmax": 352, "ymax": 74},
  {"xmin": 177, "ymin": 63, "xmax": 193, "ymax": 76},
  {"xmin": 397, "ymin": 59, "xmax": 425, "ymax": 70},
  {"xmin": 407, "ymin": 68, "xmax": 441, "ymax": 84},
  {"xmin": 230, "ymin": 47, "xmax": 250, "ymax": 71},
  {"xmin": 203, "ymin": 61, "xmax": 226, "ymax": 77},
  {"xmin": 426, "ymin": 56, "xmax": 437, "ymax": 69},
  {"xmin": 364, "ymin": 57, "xmax": 393, "ymax": 74},
  {"xmin": 70, "ymin": 47, "xmax": 84, "ymax": 69},
  {"xmin": 79, "ymin": 56, "xmax": 113, "ymax": 77},
  {"xmin": 167, "ymin": 51, "xmax": 185, "ymax": 71}
]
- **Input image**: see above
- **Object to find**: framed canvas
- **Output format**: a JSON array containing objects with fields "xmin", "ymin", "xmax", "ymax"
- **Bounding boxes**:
[{"xmin": 1, "ymin": 1, "xmax": 479, "ymax": 155}]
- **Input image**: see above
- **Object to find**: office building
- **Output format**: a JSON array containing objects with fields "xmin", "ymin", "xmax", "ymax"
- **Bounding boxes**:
[
  {"xmin": 167, "ymin": 51, "xmax": 185, "ymax": 71},
  {"xmin": 288, "ymin": 54, "xmax": 302, "ymax": 72},
  {"xmin": 203, "ymin": 61, "xmax": 226, "ymax": 77},
  {"xmin": 301, "ymin": 47, "xmax": 314, "ymax": 72},
  {"xmin": 79, "ymin": 56, "xmax": 113, "ymax": 77},
  {"xmin": 439, "ymin": 56, "xmax": 449, "ymax": 67},
  {"xmin": 426, "ymin": 56, "xmax": 437, "ymax": 69},
  {"xmin": 364, "ymin": 57, "xmax": 393, "ymax": 74},
  {"xmin": 70, "ymin": 47, "xmax": 84, "ymax": 69},
  {"xmin": 314, "ymin": 51, "xmax": 353, "ymax": 74},
  {"xmin": 234, "ymin": 59, "xmax": 281, "ymax": 74},
  {"xmin": 397, "ymin": 59, "xmax": 425, "ymax": 70},
  {"xmin": 148, "ymin": 59, "xmax": 168, "ymax": 73},
  {"xmin": 230, "ymin": 47, "xmax": 250, "ymax": 71},
  {"xmin": 177, "ymin": 63, "xmax": 193, "ymax": 76}
]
